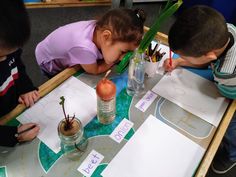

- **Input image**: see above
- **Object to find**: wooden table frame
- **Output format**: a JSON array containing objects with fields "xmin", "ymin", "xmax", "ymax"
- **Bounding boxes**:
[
  {"xmin": 25, "ymin": 0, "xmax": 111, "ymax": 9},
  {"xmin": 1, "ymin": 28, "xmax": 235, "ymax": 177}
]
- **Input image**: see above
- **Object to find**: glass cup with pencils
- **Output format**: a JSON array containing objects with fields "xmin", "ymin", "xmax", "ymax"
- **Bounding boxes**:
[{"xmin": 144, "ymin": 42, "xmax": 166, "ymax": 77}]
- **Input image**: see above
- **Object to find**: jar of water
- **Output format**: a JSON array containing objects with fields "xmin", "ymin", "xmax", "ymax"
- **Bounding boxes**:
[
  {"xmin": 96, "ymin": 73, "xmax": 116, "ymax": 125},
  {"xmin": 126, "ymin": 49, "xmax": 145, "ymax": 96}
]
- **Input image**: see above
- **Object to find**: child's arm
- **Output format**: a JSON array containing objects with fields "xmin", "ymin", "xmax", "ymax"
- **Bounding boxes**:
[
  {"xmin": 14, "ymin": 49, "xmax": 40, "ymax": 106},
  {"xmin": 80, "ymin": 61, "xmax": 113, "ymax": 75},
  {"xmin": 163, "ymin": 57, "xmax": 209, "ymax": 72}
]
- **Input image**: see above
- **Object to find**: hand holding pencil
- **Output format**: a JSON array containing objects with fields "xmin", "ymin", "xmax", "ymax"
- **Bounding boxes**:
[
  {"xmin": 162, "ymin": 57, "xmax": 180, "ymax": 72},
  {"xmin": 169, "ymin": 48, "xmax": 172, "ymax": 67},
  {"xmin": 17, "ymin": 123, "xmax": 40, "ymax": 143},
  {"xmin": 162, "ymin": 48, "xmax": 178, "ymax": 72}
]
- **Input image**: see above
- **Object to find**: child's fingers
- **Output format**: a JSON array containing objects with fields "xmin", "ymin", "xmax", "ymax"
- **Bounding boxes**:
[
  {"xmin": 24, "ymin": 98, "xmax": 30, "ymax": 107},
  {"xmin": 163, "ymin": 59, "xmax": 173, "ymax": 71},
  {"xmin": 32, "ymin": 91, "xmax": 40, "ymax": 102},
  {"xmin": 18, "ymin": 123, "xmax": 37, "ymax": 132},
  {"xmin": 165, "ymin": 63, "xmax": 172, "ymax": 70},
  {"xmin": 19, "ymin": 91, "xmax": 39, "ymax": 107},
  {"xmin": 27, "ymin": 95, "xmax": 35, "ymax": 107},
  {"xmin": 18, "ymin": 97, "xmax": 24, "ymax": 104},
  {"xmin": 23, "ymin": 96, "xmax": 34, "ymax": 107},
  {"xmin": 168, "ymin": 64, "xmax": 174, "ymax": 72},
  {"xmin": 17, "ymin": 125, "xmax": 40, "ymax": 142},
  {"xmin": 34, "ymin": 90, "xmax": 40, "ymax": 98}
]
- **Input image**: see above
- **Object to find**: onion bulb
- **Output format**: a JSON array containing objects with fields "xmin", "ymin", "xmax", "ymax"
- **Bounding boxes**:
[{"xmin": 96, "ymin": 70, "xmax": 116, "ymax": 101}]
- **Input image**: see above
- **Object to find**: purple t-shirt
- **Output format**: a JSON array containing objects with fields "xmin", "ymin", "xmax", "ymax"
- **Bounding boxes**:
[{"xmin": 35, "ymin": 20, "xmax": 103, "ymax": 75}]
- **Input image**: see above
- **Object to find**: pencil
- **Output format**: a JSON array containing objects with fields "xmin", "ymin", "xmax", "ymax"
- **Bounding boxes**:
[
  {"xmin": 169, "ymin": 47, "xmax": 172, "ymax": 67},
  {"xmin": 18, "ymin": 125, "xmax": 37, "ymax": 135},
  {"xmin": 151, "ymin": 43, "xmax": 158, "ymax": 56}
]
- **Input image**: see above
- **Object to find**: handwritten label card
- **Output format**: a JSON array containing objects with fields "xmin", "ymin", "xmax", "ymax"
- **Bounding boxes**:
[
  {"xmin": 110, "ymin": 118, "xmax": 134, "ymax": 143},
  {"xmin": 135, "ymin": 91, "xmax": 158, "ymax": 112},
  {"xmin": 77, "ymin": 150, "xmax": 104, "ymax": 177}
]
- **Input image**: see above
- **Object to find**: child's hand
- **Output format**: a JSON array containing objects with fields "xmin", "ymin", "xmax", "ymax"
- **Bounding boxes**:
[
  {"xmin": 163, "ymin": 58, "xmax": 179, "ymax": 72},
  {"xmin": 17, "ymin": 123, "xmax": 40, "ymax": 142},
  {"xmin": 18, "ymin": 90, "xmax": 40, "ymax": 107}
]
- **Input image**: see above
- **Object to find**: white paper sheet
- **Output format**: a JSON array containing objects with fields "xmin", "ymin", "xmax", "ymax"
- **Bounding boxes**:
[
  {"xmin": 17, "ymin": 76, "xmax": 97, "ymax": 153},
  {"xmin": 152, "ymin": 68, "xmax": 229, "ymax": 127},
  {"xmin": 101, "ymin": 115, "xmax": 205, "ymax": 177}
]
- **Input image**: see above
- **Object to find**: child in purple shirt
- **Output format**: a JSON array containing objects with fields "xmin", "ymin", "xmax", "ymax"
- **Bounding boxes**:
[{"xmin": 35, "ymin": 8, "xmax": 146, "ymax": 76}]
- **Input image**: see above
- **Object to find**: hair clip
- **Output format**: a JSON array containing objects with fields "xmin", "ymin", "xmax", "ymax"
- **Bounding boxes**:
[{"xmin": 136, "ymin": 13, "xmax": 140, "ymax": 18}]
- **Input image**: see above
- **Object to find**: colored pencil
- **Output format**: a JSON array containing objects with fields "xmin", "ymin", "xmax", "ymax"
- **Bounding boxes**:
[{"xmin": 18, "ymin": 125, "xmax": 37, "ymax": 135}]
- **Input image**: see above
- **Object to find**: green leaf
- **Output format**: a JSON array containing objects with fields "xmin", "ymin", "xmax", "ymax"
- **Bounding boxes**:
[
  {"xmin": 115, "ymin": 51, "xmax": 134, "ymax": 74},
  {"xmin": 139, "ymin": 0, "xmax": 183, "ymax": 52},
  {"xmin": 160, "ymin": 0, "xmax": 173, "ymax": 14}
]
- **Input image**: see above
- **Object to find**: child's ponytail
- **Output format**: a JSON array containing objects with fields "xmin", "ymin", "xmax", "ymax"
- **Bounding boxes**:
[{"xmin": 134, "ymin": 8, "xmax": 146, "ymax": 26}]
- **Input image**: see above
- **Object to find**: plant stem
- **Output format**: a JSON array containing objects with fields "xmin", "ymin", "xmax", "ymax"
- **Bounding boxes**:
[{"xmin": 59, "ymin": 96, "xmax": 77, "ymax": 131}]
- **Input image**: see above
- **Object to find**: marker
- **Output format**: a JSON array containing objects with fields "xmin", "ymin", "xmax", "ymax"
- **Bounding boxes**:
[
  {"xmin": 169, "ymin": 47, "xmax": 172, "ymax": 67},
  {"xmin": 17, "ymin": 125, "xmax": 37, "ymax": 135}
]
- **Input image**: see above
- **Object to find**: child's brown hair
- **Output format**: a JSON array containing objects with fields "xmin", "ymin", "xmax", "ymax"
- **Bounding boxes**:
[
  {"xmin": 96, "ymin": 8, "xmax": 146, "ymax": 45},
  {"xmin": 168, "ymin": 5, "xmax": 229, "ymax": 57},
  {"xmin": 0, "ymin": 0, "xmax": 30, "ymax": 49}
]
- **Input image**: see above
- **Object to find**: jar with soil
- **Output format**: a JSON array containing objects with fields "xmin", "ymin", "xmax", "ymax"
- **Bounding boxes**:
[{"xmin": 58, "ymin": 117, "xmax": 88, "ymax": 159}]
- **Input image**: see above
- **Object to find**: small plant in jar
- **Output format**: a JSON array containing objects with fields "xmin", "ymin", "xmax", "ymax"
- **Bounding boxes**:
[
  {"xmin": 59, "ymin": 96, "xmax": 79, "ymax": 135},
  {"xmin": 58, "ymin": 96, "xmax": 88, "ymax": 159}
]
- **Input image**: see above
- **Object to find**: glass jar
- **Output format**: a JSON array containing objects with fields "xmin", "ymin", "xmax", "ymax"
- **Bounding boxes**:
[
  {"xmin": 97, "ymin": 95, "xmax": 116, "ymax": 124},
  {"xmin": 58, "ymin": 118, "xmax": 88, "ymax": 159},
  {"xmin": 126, "ymin": 49, "xmax": 145, "ymax": 96},
  {"xmin": 96, "ymin": 77, "xmax": 116, "ymax": 125}
]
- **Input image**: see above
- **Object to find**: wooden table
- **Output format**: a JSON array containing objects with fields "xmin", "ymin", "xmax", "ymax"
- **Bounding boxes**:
[
  {"xmin": 0, "ymin": 31, "xmax": 235, "ymax": 177},
  {"xmin": 25, "ymin": 0, "xmax": 111, "ymax": 8}
]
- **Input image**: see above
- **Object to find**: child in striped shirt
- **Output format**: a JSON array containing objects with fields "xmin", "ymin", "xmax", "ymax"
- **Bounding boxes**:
[
  {"xmin": 163, "ymin": 5, "xmax": 236, "ymax": 175},
  {"xmin": 0, "ymin": 0, "xmax": 40, "ymax": 147}
]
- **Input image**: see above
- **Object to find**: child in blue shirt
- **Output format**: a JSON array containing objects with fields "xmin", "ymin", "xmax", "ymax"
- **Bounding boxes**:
[{"xmin": 163, "ymin": 5, "xmax": 236, "ymax": 175}]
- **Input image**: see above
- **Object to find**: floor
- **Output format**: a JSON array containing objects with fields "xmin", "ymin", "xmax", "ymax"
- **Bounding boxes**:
[{"xmin": 22, "ymin": 2, "xmax": 236, "ymax": 177}]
